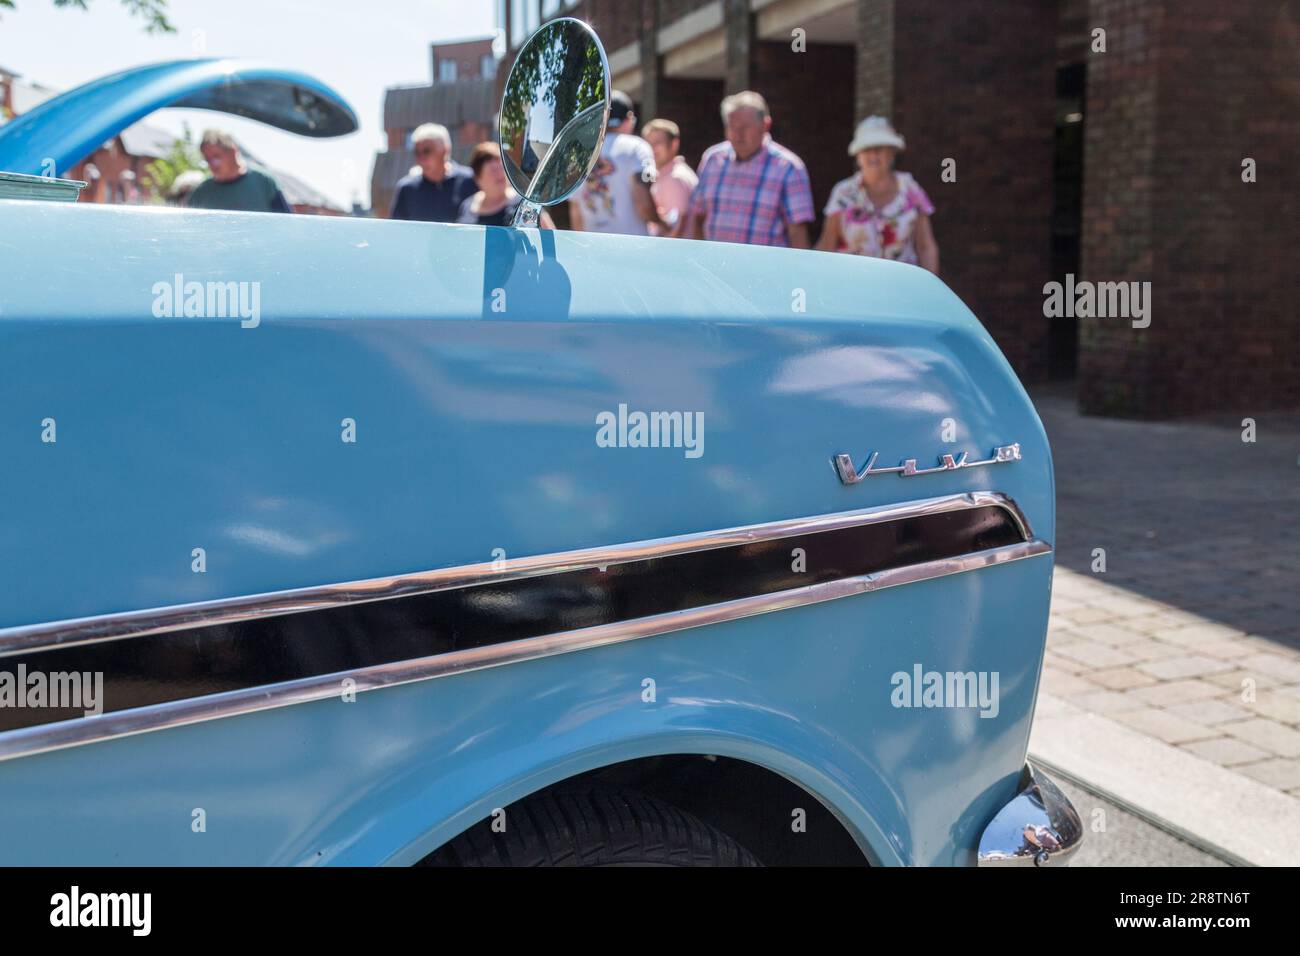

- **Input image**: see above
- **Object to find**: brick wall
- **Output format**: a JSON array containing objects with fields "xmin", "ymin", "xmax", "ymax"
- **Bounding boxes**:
[
  {"xmin": 1076, "ymin": 0, "xmax": 1161, "ymax": 414},
  {"xmin": 637, "ymin": 1, "xmax": 661, "ymax": 120},
  {"xmin": 581, "ymin": 0, "xmax": 646, "ymax": 52},
  {"xmin": 751, "ymin": 40, "xmax": 856, "ymax": 231},
  {"xmin": 432, "ymin": 38, "xmax": 496, "ymax": 82},
  {"xmin": 67, "ymin": 139, "xmax": 156, "ymax": 204},
  {"xmin": 658, "ymin": 0, "xmax": 710, "ymax": 25},
  {"xmin": 1079, "ymin": 0, "xmax": 1300, "ymax": 417},
  {"xmin": 654, "ymin": 77, "xmax": 726, "ymax": 168},
  {"xmin": 725, "ymin": 0, "xmax": 753, "ymax": 92},
  {"xmin": 879, "ymin": 0, "xmax": 1060, "ymax": 383},
  {"xmin": 854, "ymin": 0, "xmax": 892, "ymax": 118},
  {"xmin": 457, "ymin": 120, "xmax": 494, "ymax": 152}
]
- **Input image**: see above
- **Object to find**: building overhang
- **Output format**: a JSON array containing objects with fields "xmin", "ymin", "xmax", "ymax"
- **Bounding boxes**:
[
  {"xmin": 608, "ymin": 43, "xmax": 642, "ymax": 96},
  {"xmin": 646, "ymin": 0, "xmax": 856, "ymax": 85},
  {"xmin": 660, "ymin": 0, "xmax": 726, "ymax": 79},
  {"xmin": 753, "ymin": 0, "xmax": 856, "ymax": 45}
]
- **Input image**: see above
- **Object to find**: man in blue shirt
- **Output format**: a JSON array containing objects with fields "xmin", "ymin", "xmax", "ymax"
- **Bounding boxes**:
[{"xmin": 390, "ymin": 123, "xmax": 476, "ymax": 222}]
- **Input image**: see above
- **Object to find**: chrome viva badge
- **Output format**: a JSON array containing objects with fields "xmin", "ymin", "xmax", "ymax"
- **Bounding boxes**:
[{"xmin": 833, "ymin": 443, "xmax": 1022, "ymax": 485}]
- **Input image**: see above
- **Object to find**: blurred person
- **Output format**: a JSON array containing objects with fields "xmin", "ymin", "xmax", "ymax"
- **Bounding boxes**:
[
  {"xmin": 816, "ymin": 116, "xmax": 939, "ymax": 273},
  {"xmin": 390, "ymin": 123, "xmax": 476, "ymax": 222},
  {"xmin": 569, "ymin": 91, "xmax": 662, "ymax": 235},
  {"xmin": 81, "ymin": 163, "xmax": 101, "ymax": 203},
  {"xmin": 117, "ymin": 169, "xmax": 139, "ymax": 204},
  {"xmin": 456, "ymin": 142, "xmax": 553, "ymax": 228},
  {"xmin": 188, "ymin": 129, "xmax": 292, "ymax": 213},
  {"xmin": 641, "ymin": 118, "xmax": 697, "ymax": 237},
  {"xmin": 685, "ymin": 91, "xmax": 813, "ymax": 247}
]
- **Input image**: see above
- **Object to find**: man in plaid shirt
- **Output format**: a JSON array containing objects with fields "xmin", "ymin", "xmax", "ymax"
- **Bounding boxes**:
[{"xmin": 686, "ymin": 91, "xmax": 815, "ymax": 247}]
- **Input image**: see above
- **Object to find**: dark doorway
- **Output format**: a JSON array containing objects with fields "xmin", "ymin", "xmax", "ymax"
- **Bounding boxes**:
[{"xmin": 1049, "ymin": 61, "xmax": 1085, "ymax": 379}]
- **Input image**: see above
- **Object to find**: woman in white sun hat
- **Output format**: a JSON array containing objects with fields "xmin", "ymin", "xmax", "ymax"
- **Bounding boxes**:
[{"xmin": 816, "ymin": 116, "xmax": 939, "ymax": 274}]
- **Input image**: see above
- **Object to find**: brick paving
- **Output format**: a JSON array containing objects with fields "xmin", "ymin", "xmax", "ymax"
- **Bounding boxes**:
[{"xmin": 1034, "ymin": 386, "xmax": 1300, "ymax": 802}]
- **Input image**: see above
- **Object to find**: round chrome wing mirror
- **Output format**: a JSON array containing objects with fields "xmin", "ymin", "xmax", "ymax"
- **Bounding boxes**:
[{"xmin": 499, "ymin": 17, "xmax": 610, "ymax": 226}]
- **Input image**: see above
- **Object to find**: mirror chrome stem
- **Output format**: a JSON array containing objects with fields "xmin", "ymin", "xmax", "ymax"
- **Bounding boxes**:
[{"xmin": 512, "ymin": 199, "xmax": 543, "ymax": 228}]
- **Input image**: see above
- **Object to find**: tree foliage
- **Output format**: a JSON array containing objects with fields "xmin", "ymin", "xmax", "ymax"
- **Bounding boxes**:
[
  {"xmin": 499, "ymin": 21, "xmax": 606, "ymax": 198},
  {"xmin": 0, "ymin": 0, "xmax": 175, "ymax": 34},
  {"xmin": 144, "ymin": 126, "xmax": 202, "ymax": 202}
]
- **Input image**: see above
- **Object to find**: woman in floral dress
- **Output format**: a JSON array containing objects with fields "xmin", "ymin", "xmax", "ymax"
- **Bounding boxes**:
[{"xmin": 816, "ymin": 116, "xmax": 940, "ymax": 274}]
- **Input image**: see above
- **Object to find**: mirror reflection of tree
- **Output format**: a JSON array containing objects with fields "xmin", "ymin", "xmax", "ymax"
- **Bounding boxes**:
[{"xmin": 500, "ymin": 21, "xmax": 606, "ymax": 201}]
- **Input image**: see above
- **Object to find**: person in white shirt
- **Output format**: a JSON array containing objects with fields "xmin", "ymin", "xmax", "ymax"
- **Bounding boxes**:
[{"xmin": 569, "ymin": 91, "xmax": 664, "ymax": 235}]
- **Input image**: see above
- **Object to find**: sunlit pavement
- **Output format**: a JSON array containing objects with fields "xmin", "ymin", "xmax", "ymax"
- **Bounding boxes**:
[{"xmin": 1028, "ymin": 386, "xmax": 1300, "ymax": 864}]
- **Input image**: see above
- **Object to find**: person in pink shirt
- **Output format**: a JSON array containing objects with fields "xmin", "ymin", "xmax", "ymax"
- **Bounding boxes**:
[{"xmin": 641, "ymin": 118, "xmax": 698, "ymax": 238}]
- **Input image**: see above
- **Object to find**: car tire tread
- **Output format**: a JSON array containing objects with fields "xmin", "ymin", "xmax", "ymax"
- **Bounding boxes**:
[{"xmin": 420, "ymin": 786, "xmax": 761, "ymax": 867}]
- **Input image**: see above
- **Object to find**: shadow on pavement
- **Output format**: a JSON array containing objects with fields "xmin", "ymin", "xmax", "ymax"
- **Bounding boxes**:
[{"xmin": 1035, "ymin": 384, "xmax": 1300, "ymax": 653}]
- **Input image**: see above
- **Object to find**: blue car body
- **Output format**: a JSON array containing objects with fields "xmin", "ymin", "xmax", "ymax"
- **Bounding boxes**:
[{"xmin": 0, "ymin": 59, "xmax": 1076, "ymax": 867}]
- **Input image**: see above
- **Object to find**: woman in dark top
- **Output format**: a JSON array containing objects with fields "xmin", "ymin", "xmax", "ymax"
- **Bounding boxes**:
[{"xmin": 457, "ymin": 142, "xmax": 554, "ymax": 228}]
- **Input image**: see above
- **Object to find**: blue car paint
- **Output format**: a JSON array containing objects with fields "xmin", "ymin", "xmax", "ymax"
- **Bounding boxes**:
[
  {"xmin": 0, "ymin": 59, "xmax": 358, "ymax": 178},
  {"xmin": 0, "ymin": 201, "xmax": 1054, "ymax": 865}
]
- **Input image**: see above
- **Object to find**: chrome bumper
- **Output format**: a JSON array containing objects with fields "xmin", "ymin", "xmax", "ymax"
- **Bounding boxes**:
[{"xmin": 978, "ymin": 763, "xmax": 1084, "ymax": 866}]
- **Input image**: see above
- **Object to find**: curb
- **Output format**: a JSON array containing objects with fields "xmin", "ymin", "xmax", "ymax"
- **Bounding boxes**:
[
  {"xmin": 1029, "ymin": 753, "xmax": 1250, "ymax": 867},
  {"xmin": 1029, "ymin": 692, "xmax": 1300, "ymax": 867}
]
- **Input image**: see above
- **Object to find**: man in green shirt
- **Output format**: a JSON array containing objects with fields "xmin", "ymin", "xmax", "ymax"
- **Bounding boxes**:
[{"xmin": 188, "ymin": 129, "xmax": 293, "ymax": 213}]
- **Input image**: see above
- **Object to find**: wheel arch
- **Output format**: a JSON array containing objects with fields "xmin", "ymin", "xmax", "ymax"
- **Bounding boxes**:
[
  {"xmin": 418, "ymin": 753, "xmax": 875, "ymax": 866},
  {"xmin": 342, "ymin": 733, "xmax": 907, "ymax": 867}
]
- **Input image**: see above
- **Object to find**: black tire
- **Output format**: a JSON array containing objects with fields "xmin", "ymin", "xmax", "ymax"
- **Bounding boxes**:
[{"xmin": 419, "ymin": 786, "xmax": 762, "ymax": 867}]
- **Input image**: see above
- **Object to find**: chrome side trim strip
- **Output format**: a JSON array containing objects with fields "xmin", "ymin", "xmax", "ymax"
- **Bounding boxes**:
[
  {"xmin": 0, "ymin": 537, "xmax": 1051, "ymax": 762},
  {"xmin": 0, "ymin": 490, "xmax": 1036, "ymax": 658}
]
